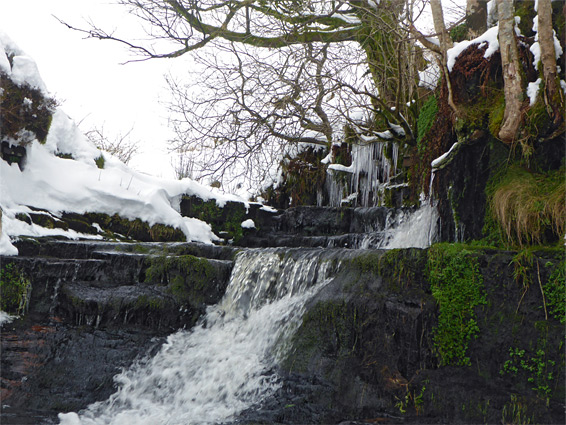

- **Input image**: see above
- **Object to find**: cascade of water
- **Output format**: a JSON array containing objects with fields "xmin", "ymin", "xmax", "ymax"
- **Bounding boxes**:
[{"xmin": 59, "ymin": 249, "xmax": 336, "ymax": 425}]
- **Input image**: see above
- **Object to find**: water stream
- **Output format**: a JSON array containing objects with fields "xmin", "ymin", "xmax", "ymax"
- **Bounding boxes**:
[
  {"xmin": 59, "ymin": 249, "xmax": 338, "ymax": 425},
  {"xmin": 59, "ymin": 203, "xmax": 438, "ymax": 425}
]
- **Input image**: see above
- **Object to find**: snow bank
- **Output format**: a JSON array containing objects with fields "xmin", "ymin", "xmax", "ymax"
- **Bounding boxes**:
[{"xmin": 0, "ymin": 32, "xmax": 251, "ymax": 255}]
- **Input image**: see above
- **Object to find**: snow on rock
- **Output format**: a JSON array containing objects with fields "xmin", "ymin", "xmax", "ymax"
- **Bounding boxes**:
[
  {"xmin": 447, "ymin": 25, "xmax": 500, "ymax": 72},
  {"xmin": 431, "ymin": 142, "xmax": 461, "ymax": 170},
  {"xmin": 0, "ymin": 223, "xmax": 18, "ymax": 256},
  {"xmin": 0, "ymin": 33, "xmax": 255, "ymax": 254},
  {"xmin": 241, "ymin": 219, "xmax": 255, "ymax": 229}
]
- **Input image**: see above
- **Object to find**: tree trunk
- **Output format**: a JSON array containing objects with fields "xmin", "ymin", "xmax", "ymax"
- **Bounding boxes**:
[
  {"xmin": 430, "ymin": 0, "xmax": 457, "ymax": 113},
  {"xmin": 537, "ymin": 0, "xmax": 563, "ymax": 124},
  {"xmin": 466, "ymin": 0, "xmax": 487, "ymax": 37},
  {"xmin": 496, "ymin": 0, "xmax": 523, "ymax": 143}
]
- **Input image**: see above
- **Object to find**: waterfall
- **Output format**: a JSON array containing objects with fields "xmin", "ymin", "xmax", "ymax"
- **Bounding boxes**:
[
  {"xmin": 58, "ymin": 249, "xmax": 337, "ymax": 425},
  {"xmin": 384, "ymin": 200, "xmax": 439, "ymax": 249}
]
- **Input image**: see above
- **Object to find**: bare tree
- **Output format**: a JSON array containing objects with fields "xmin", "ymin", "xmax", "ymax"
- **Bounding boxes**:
[
  {"xmin": 466, "ymin": 0, "xmax": 487, "ymax": 37},
  {"xmin": 537, "ymin": 0, "xmax": 564, "ymax": 124},
  {"xmin": 84, "ymin": 125, "xmax": 140, "ymax": 164},
  {"xmin": 430, "ymin": 0, "xmax": 457, "ymax": 113},
  {"xmin": 60, "ymin": 1, "xmax": 462, "ymax": 189}
]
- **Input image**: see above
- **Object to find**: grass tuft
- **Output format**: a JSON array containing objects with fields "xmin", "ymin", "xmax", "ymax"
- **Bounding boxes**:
[{"xmin": 488, "ymin": 166, "xmax": 565, "ymax": 247}]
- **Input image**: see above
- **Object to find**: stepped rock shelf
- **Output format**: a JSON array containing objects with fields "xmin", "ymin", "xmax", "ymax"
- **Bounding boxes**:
[{"xmin": 1, "ymin": 238, "xmax": 563, "ymax": 425}]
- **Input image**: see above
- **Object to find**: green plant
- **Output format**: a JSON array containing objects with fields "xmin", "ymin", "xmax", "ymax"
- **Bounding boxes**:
[
  {"xmin": 501, "ymin": 394, "xmax": 534, "ymax": 425},
  {"xmin": 511, "ymin": 250, "xmax": 534, "ymax": 287},
  {"xmin": 500, "ymin": 344, "xmax": 557, "ymax": 405},
  {"xmin": 544, "ymin": 260, "xmax": 565, "ymax": 323},
  {"xmin": 0, "ymin": 263, "xmax": 31, "ymax": 315},
  {"xmin": 395, "ymin": 385, "xmax": 427, "ymax": 416},
  {"xmin": 427, "ymin": 243, "xmax": 487, "ymax": 366},
  {"xmin": 94, "ymin": 154, "xmax": 105, "ymax": 169}
]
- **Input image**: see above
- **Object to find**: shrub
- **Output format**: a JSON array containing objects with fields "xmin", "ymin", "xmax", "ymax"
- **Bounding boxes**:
[{"xmin": 0, "ymin": 263, "xmax": 31, "ymax": 315}]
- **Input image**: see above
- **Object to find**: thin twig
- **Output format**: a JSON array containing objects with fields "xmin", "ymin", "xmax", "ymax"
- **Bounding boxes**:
[{"xmin": 537, "ymin": 260, "xmax": 548, "ymax": 320}]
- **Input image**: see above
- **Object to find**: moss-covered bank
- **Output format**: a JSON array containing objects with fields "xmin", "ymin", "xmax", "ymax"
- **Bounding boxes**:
[{"xmin": 280, "ymin": 245, "xmax": 565, "ymax": 424}]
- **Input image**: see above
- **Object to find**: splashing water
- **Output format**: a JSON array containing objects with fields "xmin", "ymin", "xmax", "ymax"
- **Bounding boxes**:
[
  {"xmin": 384, "ymin": 201, "xmax": 439, "ymax": 249},
  {"xmin": 59, "ymin": 249, "xmax": 335, "ymax": 425}
]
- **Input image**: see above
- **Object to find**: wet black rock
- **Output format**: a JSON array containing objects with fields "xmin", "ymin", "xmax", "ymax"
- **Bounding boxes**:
[{"xmin": 1, "ymin": 239, "xmax": 236, "ymax": 424}]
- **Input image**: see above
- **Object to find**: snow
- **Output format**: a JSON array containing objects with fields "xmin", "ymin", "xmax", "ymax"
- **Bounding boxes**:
[
  {"xmin": 527, "ymin": 78, "xmax": 542, "ymax": 106},
  {"xmin": 561, "ymin": 80, "xmax": 566, "ymax": 95},
  {"xmin": 419, "ymin": 61, "xmax": 440, "ymax": 89},
  {"xmin": 531, "ymin": 14, "xmax": 563, "ymax": 70},
  {"xmin": 260, "ymin": 205, "xmax": 278, "ymax": 213},
  {"xmin": 431, "ymin": 142, "xmax": 459, "ymax": 169},
  {"xmin": 447, "ymin": 25, "xmax": 500, "ymax": 72},
  {"xmin": 328, "ymin": 163, "xmax": 354, "ymax": 173},
  {"xmin": 0, "ymin": 33, "xmax": 261, "ymax": 255},
  {"xmin": 320, "ymin": 152, "xmax": 333, "ymax": 164},
  {"xmin": 0, "ymin": 311, "xmax": 15, "ymax": 326},
  {"xmin": 241, "ymin": 219, "xmax": 255, "ymax": 229}
]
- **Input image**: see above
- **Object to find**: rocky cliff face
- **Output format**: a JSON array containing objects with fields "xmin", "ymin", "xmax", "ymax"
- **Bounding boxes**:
[{"xmin": 244, "ymin": 247, "xmax": 565, "ymax": 424}]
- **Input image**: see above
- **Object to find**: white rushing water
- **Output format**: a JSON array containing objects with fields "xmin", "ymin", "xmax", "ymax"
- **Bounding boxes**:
[
  {"xmin": 59, "ymin": 249, "xmax": 335, "ymax": 425},
  {"xmin": 384, "ymin": 201, "xmax": 439, "ymax": 249}
]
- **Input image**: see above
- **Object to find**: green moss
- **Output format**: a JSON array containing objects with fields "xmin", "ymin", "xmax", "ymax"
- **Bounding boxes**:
[
  {"xmin": 0, "ymin": 72, "xmax": 57, "ymax": 144},
  {"xmin": 188, "ymin": 199, "xmax": 246, "ymax": 243},
  {"xmin": 349, "ymin": 249, "xmax": 426, "ymax": 290},
  {"xmin": 56, "ymin": 152, "xmax": 74, "ymax": 160},
  {"xmin": 134, "ymin": 294, "xmax": 165, "ymax": 311},
  {"xmin": 488, "ymin": 96, "xmax": 506, "ymax": 138},
  {"xmin": 145, "ymin": 254, "xmax": 215, "ymax": 305},
  {"xmin": 417, "ymin": 95, "xmax": 438, "ymax": 150},
  {"xmin": 544, "ymin": 260, "xmax": 565, "ymax": 324},
  {"xmin": 284, "ymin": 300, "xmax": 360, "ymax": 374},
  {"xmin": 0, "ymin": 263, "xmax": 31, "ymax": 315},
  {"xmin": 450, "ymin": 23, "xmax": 468, "ymax": 42},
  {"xmin": 514, "ymin": 0, "xmax": 537, "ymax": 38},
  {"xmin": 427, "ymin": 243, "xmax": 487, "ymax": 366}
]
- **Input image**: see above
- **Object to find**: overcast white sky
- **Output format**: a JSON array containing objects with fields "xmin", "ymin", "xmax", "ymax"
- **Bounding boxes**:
[
  {"xmin": 0, "ymin": 0, "xmax": 466, "ymax": 181},
  {"xmin": 0, "ymin": 0, "xmax": 188, "ymax": 178}
]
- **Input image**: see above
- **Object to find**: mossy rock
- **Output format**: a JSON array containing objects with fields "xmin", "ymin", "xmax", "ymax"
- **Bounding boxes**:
[
  {"xmin": 0, "ymin": 71, "xmax": 56, "ymax": 144},
  {"xmin": 144, "ymin": 254, "xmax": 232, "ymax": 308}
]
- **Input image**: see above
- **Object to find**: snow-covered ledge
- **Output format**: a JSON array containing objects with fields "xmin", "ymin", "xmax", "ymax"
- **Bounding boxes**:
[{"xmin": 431, "ymin": 141, "xmax": 463, "ymax": 171}]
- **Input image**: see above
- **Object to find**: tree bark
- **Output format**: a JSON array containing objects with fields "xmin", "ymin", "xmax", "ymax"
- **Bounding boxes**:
[
  {"xmin": 537, "ymin": 0, "xmax": 563, "ymax": 124},
  {"xmin": 496, "ymin": 0, "xmax": 523, "ymax": 143},
  {"xmin": 430, "ymin": 0, "xmax": 457, "ymax": 113},
  {"xmin": 466, "ymin": 0, "xmax": 488, "ymax": 38}
]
